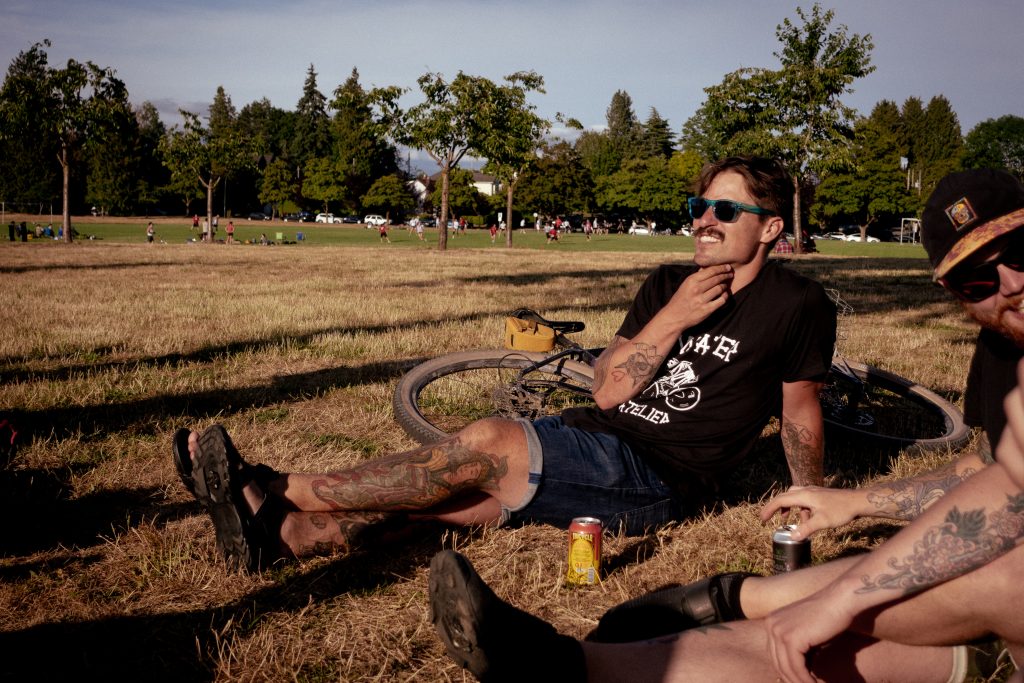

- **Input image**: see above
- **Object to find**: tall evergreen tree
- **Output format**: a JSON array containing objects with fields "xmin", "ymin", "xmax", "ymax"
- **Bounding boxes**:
[
  {"xmin": 918, "ymin": 95, "xmax": 963, "ymax": 197},
  {"xmin": 331, "ymin": 67, "xmax": 398, "ymax": 212},
  {"xmin": 134, "ymin": 101, "xmax": 169, "ymax": 213},
  {"xmin": 293, "ymin": 64, "xmax": 331, "ymax": 171},
  {"xmin": 640, "ymin": 107, "xmax": 674, "ymax": 159}
]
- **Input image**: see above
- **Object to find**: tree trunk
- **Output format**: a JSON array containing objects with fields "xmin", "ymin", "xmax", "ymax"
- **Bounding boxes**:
[
  {"xmin": 505, "ymin": 181, "xmax": 515, "ymax": 248},
  {"xmin": 438, "ymin": 167, "xmax": 450, "ymax": 251},
  {"xmin": 792, "ymin": 175, "xmax": 802, "ymax": 255},
  {"xmin": 61, "ymin": 146, "xmax": 72, "ymax": 243}
]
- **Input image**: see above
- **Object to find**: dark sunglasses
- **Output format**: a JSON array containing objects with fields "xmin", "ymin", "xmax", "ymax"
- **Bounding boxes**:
[
  {"xmin": 688, "ymin": 196, "xmax": 776, "ymax": 223},
  {"xmin": 940, "ymin": 235, "xmax": 1024, "ymax": 302}
]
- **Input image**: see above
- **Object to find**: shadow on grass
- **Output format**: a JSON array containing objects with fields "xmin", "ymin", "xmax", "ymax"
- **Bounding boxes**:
[
  {"xmin": 0, "ymin": 464, "xmax": 198, "ymax": 557},
  {"xmin": 0, "ymin": 528, "xmax": 456, "ymax": 682}
]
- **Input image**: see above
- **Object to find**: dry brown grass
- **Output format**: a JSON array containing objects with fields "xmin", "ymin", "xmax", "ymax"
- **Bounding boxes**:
[{"xmin": 0, "ymin": 240, "xmax": 992, "ymax": 681}]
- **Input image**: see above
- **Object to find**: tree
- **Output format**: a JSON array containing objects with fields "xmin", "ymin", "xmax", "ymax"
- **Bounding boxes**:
[
  {"xmin": 430, "ymin": 167, "xmax": 484, "ymax": 220},
  {"xmin": 331, "ymin": 68, "xmax": 399, "ymax": 211},
  {"xmin": 0, "ymin": 41, "xmax": 129, "ymax": 240},
  {"xmin": 259, "ymin": 158, "xmax": 297, "ymax": 214},
  {"xmin": 0, "ymin": 41, "xmax": 60, "ymax": 213},
  {"xmin": 362, "ymin": 174, "xmax": 416, "ymax": 222},
  {"xmin": 640, "ymin": 107, "xmax": 675, "ymax": 160},
  {"xmin": 963, "ymin": 115, "xmax": 1024, "ymax": 180},
  {"xmin": 814, "ymin": 101, "xmax": 911, "ymax": 239},
  {"xmin": 134, "ymin": 101, "xmax": 169, "ymax": 214},
  {"xmin": 681, "ymin": 4, "xmax": 874, "ymax": 252},
  {"xmin": 85, "ymin": 88, "xmax": 140, "ymax": 215},
  {"xmin": 606, "ymin": 90, "xmax": 642, "ymax": 163},
  {"xmin": 370, "ymin": 71, "xmax": 495, "ymax": 250},
  {"xmin": 917, "ymin": 95, "xmax": 963, "ymax": 197},
  {"xmin": 302, "ymin": 157, "xmax": 346, "ymax": 213},
  {"xmin": 576, "ymin": 130, "xmax": 621, "ymax": 179},
  {"xmin": 160, "ymin": 91, "xmax": 253, "ymax": 235},
  {"xmin": 475, "ymin": 71, "xmax": 550, "ymax": 246},
  {"xmin": 516, "ymin": 142, "xmax": 594, "ymax": 220},
  {"xmin": 596, "ymin": 156, "xmax": 687, "ymax": 226},
  {"xmin": 292, "ymin": 65, "xmax": 331, "ymax": 170}
]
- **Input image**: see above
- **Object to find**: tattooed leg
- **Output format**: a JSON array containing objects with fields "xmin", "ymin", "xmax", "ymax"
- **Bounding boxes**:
[
  {"xmin": 282, "ymin": 510, "xmax": 403, "ymax": 557},
  {"xmin": 275, "ymin": 418, "xmax": 530, "ymax": 518}
]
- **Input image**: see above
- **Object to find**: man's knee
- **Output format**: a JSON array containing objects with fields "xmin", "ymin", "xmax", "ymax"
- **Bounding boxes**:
[{"xmin": 460, "ymin": 417, "xmax": 528, "ymax": 455}]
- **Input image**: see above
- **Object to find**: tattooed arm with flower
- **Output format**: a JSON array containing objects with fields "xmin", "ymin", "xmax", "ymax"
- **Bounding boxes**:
[{"xmin": 764, "ymin": 373, "xmax": 1024, "ymax": 683}]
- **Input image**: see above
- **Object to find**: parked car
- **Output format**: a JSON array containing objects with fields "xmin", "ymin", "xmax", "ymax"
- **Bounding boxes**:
[
  {"xmin": 283, "ymin": 213, "xmax": 300, "ymax": 222},
  {"xmin": 842, "ymin": 233, "xmax": 880, "ymax": 243},
  {"xmin": 363, "ymin": 214, "xmax": 387, "ymax": 227},
  {"xmin": 248, "ymin": 212, "xmax": 270, "ymax": 221},
  {"xmin": 315, "ymin": 213, "xmax": 342, "ymax": 224},
  {"xmin": 341, "ymin": 215, "xmax": 361, "ymax": 224},
  {"xmin": 420, "ymin": 217, "xmax": 437, "ymax": 228},
  {"xmin": 627, "ymin": 224, "xmax": 651, "ymax": 236}
]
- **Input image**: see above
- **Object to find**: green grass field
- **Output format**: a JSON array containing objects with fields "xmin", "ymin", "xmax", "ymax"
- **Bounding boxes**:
[{"xmin": 15, "ymin": 215, "xmax": 929, "ymax": 258}]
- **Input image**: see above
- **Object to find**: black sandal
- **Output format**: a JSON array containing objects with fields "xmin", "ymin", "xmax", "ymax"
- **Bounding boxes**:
[
  {"xmin": 190, "ymin": 424, "xmax": 288, "ymax": 572},
  {"xmin": 172, "ymin": 428, "xmax": 197, "ymax": 499},
  {"xmin": 172, "ymin": 427, "xmax": 280, "ymax": 502}
]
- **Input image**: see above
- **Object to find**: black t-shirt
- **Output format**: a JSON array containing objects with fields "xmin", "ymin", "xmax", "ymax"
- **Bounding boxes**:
[
  {"xmin": 562, "ymin": 261, "xmax": 836, "ymax": 489},
  {"xmin": 963, "ymin": 327, "xmax": 1024, "ymax": 447}
]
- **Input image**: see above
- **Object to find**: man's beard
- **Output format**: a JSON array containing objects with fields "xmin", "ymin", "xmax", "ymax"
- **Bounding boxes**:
[{"xmin": 969, "ymin": 299, "xmax": 1024, "ymax": 348}]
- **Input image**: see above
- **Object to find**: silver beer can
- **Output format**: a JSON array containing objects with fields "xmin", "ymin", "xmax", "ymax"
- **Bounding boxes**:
[{"xmin": 772, "ymin": 524, "xmax": 811, "ymax": 573}]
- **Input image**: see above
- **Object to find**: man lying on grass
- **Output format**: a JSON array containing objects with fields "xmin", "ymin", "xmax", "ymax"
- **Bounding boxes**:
[
  {"xmin": 427, "ymin": 169, "xmax": 1024, "ymax": 683},
  {"xmin": 173, "ymin": 156, "xmax": 836, "ymax": 572}
]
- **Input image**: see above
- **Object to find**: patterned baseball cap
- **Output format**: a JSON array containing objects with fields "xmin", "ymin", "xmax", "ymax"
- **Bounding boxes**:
[{"xmin": 923, "ymin": 168, "xmax": 1024, "ymax": 280}]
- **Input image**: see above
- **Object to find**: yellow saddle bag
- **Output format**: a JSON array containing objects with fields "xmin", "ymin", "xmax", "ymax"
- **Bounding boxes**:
[{"xmin": 504, "ymin": 317, "xmax": 556, "ymax": 352}]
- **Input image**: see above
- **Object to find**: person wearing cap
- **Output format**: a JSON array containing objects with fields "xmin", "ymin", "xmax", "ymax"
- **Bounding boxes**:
[
  {"xmin": 427, "ymin": 168, "xmax": 1024, "ymax": 683},
  {"xmin": 172, "ymin": 156, "xmax": 837, "ymax": 573}
]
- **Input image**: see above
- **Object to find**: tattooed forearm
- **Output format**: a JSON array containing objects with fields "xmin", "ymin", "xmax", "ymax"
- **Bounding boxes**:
[
  {"xmin": 310, "ymin": 439, "xmax": 509, "ymax": 511},
  {"xmin": 866, "ymin": 460, "xmax": 977, "ymax": 521},
  {"xmin": 978, "ymin": 433, "xmax": 994, "ymax": 465},
  {"xmin": 611, "ymin": 342, "xmax": 665, "ymax": 388},
  {"xmin": 781, "ymin": 421, "xmax": 823, "ymax": 486},
  {"xmin": 856, "ymin": 492, "xmax": 1024, "ymax": 596},
  {"xmin": 592, "ymin": 336, "xmax": 626, "ymax": 394}
]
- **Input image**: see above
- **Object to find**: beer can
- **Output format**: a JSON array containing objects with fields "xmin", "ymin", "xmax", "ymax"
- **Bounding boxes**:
[
  {"xmin": 566, "ymin": 517, "xmax": 602, "ymax": 585},
  {"xmin": 772, "ymin": 524, "xmax": 811, "ymax": 574}
]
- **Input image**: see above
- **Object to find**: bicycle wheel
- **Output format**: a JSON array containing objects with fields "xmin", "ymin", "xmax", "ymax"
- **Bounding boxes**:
[
  {"xmin": 393, "ymin": 349, "xmax": 596, "ymax": 444},
  {"xmin": 823, "ymin": 359, "xmax": 970, "ymax": 451}
]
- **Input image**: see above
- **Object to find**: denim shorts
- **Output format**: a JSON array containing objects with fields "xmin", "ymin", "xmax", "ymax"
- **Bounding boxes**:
[{"xmin": 503, "ymin": 416, "xmax": 685, "ymax": 536}]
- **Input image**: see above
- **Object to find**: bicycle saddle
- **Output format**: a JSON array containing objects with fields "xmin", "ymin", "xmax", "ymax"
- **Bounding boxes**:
[{"xmin": 506, "ymin": 308, "xmax": 585, "ymax": 334}]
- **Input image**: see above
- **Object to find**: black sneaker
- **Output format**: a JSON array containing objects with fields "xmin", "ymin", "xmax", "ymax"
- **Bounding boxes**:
[{"xmin": 429, "ymin": 550, "xmax": 585, "ymax": 683}]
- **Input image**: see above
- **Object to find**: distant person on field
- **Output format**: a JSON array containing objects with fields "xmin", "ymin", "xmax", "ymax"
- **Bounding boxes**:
[
  {"xmin": 489, "ymin": 223, "xmax": 497, "ymax": 243},
  {"xmin": 171, "ymin": 156, "xmax": 835, "ymax": 576},
  {"xmin": 379, "ymin": 222, "xmax": 390, "ymax": 244},
  {"xmin": 226, "ymin": 221, "xmax": 235, "ymax": 243},
  {"xmin": 146, "ymin": 222, "xmax": 155, "ymax": 244},
  {"xmin": 774, "ymin": 233, "xmax": 794, "ymax": 253},
  {"xmin": 8, "ymin": 220, "xmax": 15, "ymax": 242}
]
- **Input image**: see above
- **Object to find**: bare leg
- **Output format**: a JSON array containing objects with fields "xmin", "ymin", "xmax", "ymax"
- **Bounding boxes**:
[
  {"xmin": 429, "ymin": 550, "xmax": 956, "ymax": 683},
  {"xmin": 583, "ymin": 625, "xmax": 954, "ymax": 683}
]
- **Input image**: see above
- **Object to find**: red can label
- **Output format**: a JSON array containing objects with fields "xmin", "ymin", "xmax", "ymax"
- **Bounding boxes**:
[{"xmin": 566, "ymin": 517, "xmax": 602, "ymax": 585}]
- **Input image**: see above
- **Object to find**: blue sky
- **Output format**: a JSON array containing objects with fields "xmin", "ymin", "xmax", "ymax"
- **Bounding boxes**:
[{"xmin": 3, "ymin": 0, "xmax": 1022, "ymax": 150}]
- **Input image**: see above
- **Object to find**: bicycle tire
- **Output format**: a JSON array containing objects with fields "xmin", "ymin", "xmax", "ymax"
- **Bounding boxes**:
[
  {"xmin": 823, "ymin": 360, "xmax": 970, "ymax": 451},
  {"xmin": 393, "ymin": 349, "xmax": 596, "ymax": 444}
]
